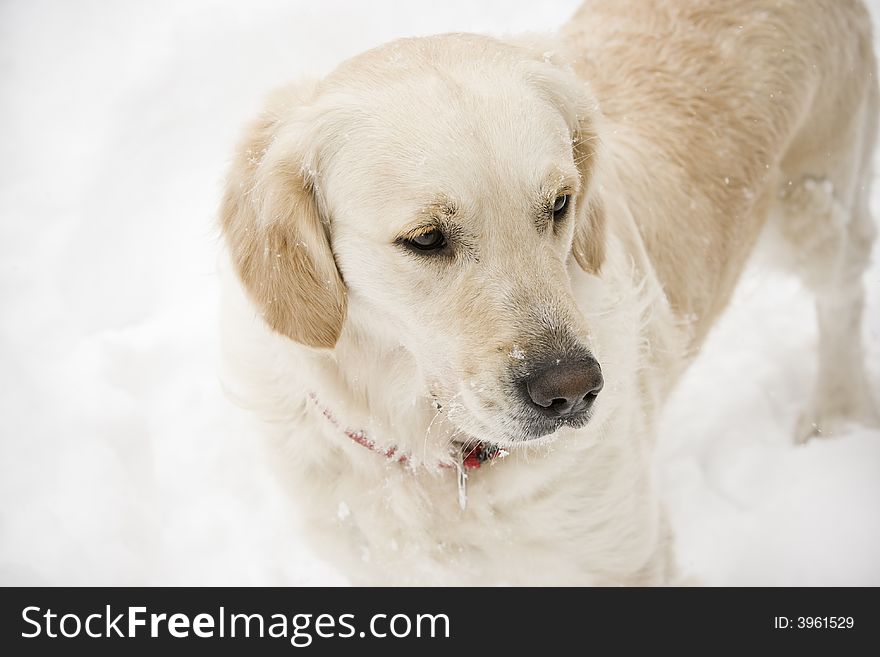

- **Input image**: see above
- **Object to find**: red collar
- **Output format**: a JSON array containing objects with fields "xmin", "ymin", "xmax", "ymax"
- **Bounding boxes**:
[{"xmin": 308, "ymin": 392, "xmax": 505, "ymax": 470}]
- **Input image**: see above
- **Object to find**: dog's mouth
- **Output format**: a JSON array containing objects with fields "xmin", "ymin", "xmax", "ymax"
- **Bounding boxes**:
[
  {"xmin": 436, "ymin": 392, "xmax": 594, "ymax": 449},
  {"xmin": 520, "ymin": 410, "xmax": 593, "ymax": 439}
]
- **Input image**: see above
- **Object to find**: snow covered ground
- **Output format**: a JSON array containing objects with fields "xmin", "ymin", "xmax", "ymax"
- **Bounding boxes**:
[{"xmin": 1, "ymin": 0, "xmax": 878, "ymax": 586}]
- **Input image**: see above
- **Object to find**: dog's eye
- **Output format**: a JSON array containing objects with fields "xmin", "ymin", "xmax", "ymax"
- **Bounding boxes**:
[
  {"xmin": 552, "ymin": 194, "xmax": 569, "ymax": 218},
  {"xmin": 406, "ymin": 229, "xmax": 447, "ymax": 251}
]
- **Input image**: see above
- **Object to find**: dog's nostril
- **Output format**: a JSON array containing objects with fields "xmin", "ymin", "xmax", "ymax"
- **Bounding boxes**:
[{"xmin": 550, "ymin": 398, "xmax": 568, "ymax": 411}]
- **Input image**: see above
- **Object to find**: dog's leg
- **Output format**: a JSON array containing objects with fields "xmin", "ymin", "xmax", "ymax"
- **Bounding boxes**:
[{"xmin": 778, "ymin": 176, "xmax": 879, "ymax": 442}]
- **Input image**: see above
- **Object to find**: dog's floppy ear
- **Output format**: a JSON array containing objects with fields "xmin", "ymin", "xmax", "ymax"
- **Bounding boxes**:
[
  {"xmin": 220, "ymin": 83, "xmax": 346, "ymax": 349},
  {"xmin": 516, "ymin": 39, "xmax": 607, "ymax": 275},
  {"xmin": 560, "ymin": 81, "xmax": 607, "ymax": 276},
  {"xmin": 572, "ymin": 194, "xmax": 606, "ymax": 276},
  {"xmin": 569, "ymin": 116, "xmax": 606, "ymax": 276}
]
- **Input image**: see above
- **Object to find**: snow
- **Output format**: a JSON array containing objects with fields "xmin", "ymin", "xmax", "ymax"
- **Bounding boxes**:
[{"xmin": 1, "ymin": 0, "xmax": 878, "ymax": 585}]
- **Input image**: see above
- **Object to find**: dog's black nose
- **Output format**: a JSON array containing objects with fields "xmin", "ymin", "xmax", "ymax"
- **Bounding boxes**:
[{"xmin": 524, "ymin": 355, "xmax": 604, "ymax": 417}]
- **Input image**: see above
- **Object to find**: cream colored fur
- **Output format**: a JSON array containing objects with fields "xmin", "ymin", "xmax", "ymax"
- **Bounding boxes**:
[{"xmin": 219, "ymin": 0, "xmax": 878, "ymax": 585}]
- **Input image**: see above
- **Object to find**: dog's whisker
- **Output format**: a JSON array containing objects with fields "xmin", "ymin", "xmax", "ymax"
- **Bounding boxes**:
[{"xmin": 422, "ymin": 389, "xmax": 466, "ymax": 462}]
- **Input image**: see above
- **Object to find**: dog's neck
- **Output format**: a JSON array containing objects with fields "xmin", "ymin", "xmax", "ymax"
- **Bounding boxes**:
[{"xmin": 306, "ymin": 323, "xmax": 466, "ymax": 468}]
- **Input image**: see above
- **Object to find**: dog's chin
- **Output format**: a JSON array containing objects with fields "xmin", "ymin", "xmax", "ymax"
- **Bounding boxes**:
[
  {"xmin": 450, "ymin": 408, "xmax": 593, "ymax": 450},
  {"xmin": 514, "ymin": 413, "xmax": 592, "ymax": 445}
]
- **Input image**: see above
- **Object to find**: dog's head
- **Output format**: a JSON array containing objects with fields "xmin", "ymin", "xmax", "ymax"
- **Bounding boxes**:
[{"xmin": 221, "ymin": 34, "xmax": 608, "ymax": 446}]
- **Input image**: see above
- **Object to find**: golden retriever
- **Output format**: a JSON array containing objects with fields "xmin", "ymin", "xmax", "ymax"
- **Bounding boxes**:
[{"xmin": 218, "ymin": 0, "xmax": 878, "ymax": 584}]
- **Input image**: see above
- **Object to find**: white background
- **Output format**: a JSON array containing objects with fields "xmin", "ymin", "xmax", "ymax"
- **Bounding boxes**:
[{"xmin": 1, "ymin": 0, "xmax": 878, "ymax": 585}]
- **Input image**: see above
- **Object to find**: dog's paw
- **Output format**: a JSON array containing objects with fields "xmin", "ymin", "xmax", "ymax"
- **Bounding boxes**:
[
  {"xmin": 795, "ymin": 412, "xmax": 836, "ymax": 444},
  {"xmin": 795, "ymin": 401, "xmax": 880, "ymax": 444}
]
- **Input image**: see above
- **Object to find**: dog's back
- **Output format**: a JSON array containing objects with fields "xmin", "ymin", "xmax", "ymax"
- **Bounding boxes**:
[
  {"xmin": 563, "ymin": 0, "xmax": 877, "ymax": 342},
  {"xmin": 562, "ymin": 1, "xmax": 879, "ymax": 440}
]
